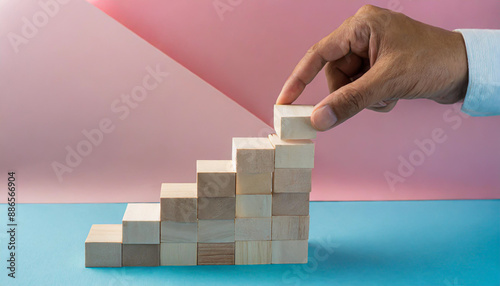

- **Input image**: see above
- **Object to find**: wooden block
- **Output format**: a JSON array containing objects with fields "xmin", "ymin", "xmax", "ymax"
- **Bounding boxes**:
[
  {"xmin": 274, "ymin": 104, "xmax": 316, "ymax": 140},
  {"xmin": 197, "ymin": 197, "xmax": 235, "ymax": 220},
  {"xmin": 272, "ymin": 193, "xmax": 309, "ymax": 216},
  {"xmin": 122, "ymin": 203, "xmax": 160, "ymax": 244},
  {"xmin": 272, "ymin": 216, "xmax": 309, "ymax": 240},
  {"xmin": 197, "ymin": 160, "xmax": 235, "ymax": 197},
  {"xmin": 273, "ymin": 168, "xmax": 312, "ymax": 193},
  {"xmin": 235, "ymin": 195, "xmax": 272, "ymax": 218},
  {"xmin": 85, "ymin": 224, "xmax": 122, "ymax": 267},
  {"xmin": 122, "ymin": 244, "xmax": 160, "ymax": 266},
  {"xmin": 232, "ymin": 137, "xmax": 274, "ymax": 173},
  {"xmin": 268, "ymin": 134, "xmax": 314, "ymax": 169},
  {"xmin": 235, "ymin": 241, "xmax": 272, "ymax": 265},
  {"xmin": 236, "ymin": 173, "xmax": 272, "ymax": 195},
  {"xmin": 235, "ymin": 218, "xmax": 271, "ymax": 241},
  {"xmin": 161, "ymin": 221, "xmax": 197, "ymax": 243},
  {"xmin": 160, "ymin": 183, "xmax": 197, "ymax": 222},
  {"xmin": 272, "ymin": 240, "xmax": 308, "ymax": 264},
  {"xmin": 198, "ymin": 243, "xmax": 235, "ymax": 265},
  {"xmin": 160, "ymin": 242, "xmax": 197, "ymax": 266},
  {"xmin": 198, "ymin": 220, "xmax": 235, "ymax": 242}
]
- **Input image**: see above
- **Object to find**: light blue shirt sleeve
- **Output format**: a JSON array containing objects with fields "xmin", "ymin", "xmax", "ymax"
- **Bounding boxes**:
[{"xmin": 455, "ymin": 29, "xmax": 500, "ymax": 116}]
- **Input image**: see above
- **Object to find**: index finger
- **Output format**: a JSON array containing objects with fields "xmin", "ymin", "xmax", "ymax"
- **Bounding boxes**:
[{"xmin": 276, "ymin": 26, "xmax": 352, "ymax": 105}]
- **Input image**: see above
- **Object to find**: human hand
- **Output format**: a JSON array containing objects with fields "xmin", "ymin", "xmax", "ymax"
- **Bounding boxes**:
[{"xmin": 276, "ymin": 5, "xmax": 469, "ymax": 131}]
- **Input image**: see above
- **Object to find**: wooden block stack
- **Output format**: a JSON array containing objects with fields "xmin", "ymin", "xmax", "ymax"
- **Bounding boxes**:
[
  {"xmin": 122, "ymin": 203, "xmax": 161, "ymax": 266},
  {"xmin": 197, "ymin": 159, "xmax": 236, "ymax": 265},
  {"xmin": 160, "ymin": 183, "xmax": 198, "ymax": 265},
  {"xmin": 233, "ymin": 137, "xmax": 274, "ymax": 264},
  {"xmin": 85, "ymin": 104, "xmax": 316, "ymax": 267},
  {"xmin": 270, "ymin": 105, "xmax": 314, "ymax": 264}
]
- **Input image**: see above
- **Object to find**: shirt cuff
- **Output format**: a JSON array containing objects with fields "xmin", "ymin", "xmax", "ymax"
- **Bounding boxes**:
[{"xmin": 454, "ymin": 29, "xmax": 500, "ymax": 116}]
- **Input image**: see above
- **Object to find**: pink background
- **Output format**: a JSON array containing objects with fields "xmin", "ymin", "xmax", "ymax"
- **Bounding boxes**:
[{"xmin": 1, "ymin": 0, "xmax": 499, "ymax": 203}]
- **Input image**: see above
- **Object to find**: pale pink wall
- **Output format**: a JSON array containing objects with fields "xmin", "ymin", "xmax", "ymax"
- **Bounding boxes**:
[
  {"xmin": 0, "ymin": 0, "xmax": 270, "ymax": 203},
  {"xmin": 88, "ymin": 0, "xmax": 500, "ymax": 201}
]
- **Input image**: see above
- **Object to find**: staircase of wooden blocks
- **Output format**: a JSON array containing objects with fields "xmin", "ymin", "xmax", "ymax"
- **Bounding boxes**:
[{"xmin": 85, "ymin": 104, "xmax": 316, "ymax": 267}]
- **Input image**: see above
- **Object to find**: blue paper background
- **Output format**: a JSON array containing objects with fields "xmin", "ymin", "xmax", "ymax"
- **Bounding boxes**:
[{"xmin": 0, "ymin": 201, "xmax": 498, "ymax": 286}]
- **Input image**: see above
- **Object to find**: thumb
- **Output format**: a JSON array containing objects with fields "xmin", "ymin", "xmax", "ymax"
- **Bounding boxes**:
[{"xmin": 311, "ymin": 66, "xmax": 386, "ymax": 131}]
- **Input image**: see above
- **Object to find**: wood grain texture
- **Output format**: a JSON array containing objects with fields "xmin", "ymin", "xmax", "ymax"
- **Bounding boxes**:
[
  {"xmin": 274, "ymin": 104, "xmax": 316, "ymax": 140},
  {"xmin": 268, "ymin": 134, "xmax": 314, "ymax": 169},
  {"xmin": 197, "ymin": 197, "xmax": 235, "ymax": 220},
  {"xmin": 197, "ymin": 160, "xmax": 235, "ymax": 197},
  {"xmin": 272, "ymin": 193, "xmax": 309, "ymax": 216},
  {"xmin": 85, "ymin": 224, "xmax": 122, "ymax": 267},
  {"xmin": 235, "ymin": 195, "xmax": 272, "ymax": 218},
  {"xmin": 197, "ymin": 243, "xmax": 235, "ymax": 265},
  {"xmin": 236, "ymin": 172, "xmax": 273, "ymax": 195},
  {"xmin": 235, "ymin": 218, "xmax": 271, "ymax": 241},
  {"xmin": 272, "ymin": 216, "xmax": 309, "ymax": 240},
  {"xmin": 271, "ymin": 240, "xmax": 308, "ymax": 264},
  {"xmin": 198, "ymin": 220, "xmax": 235, "ymax": 243},
  {"xmin": 122, "ymin": 203, "xmax": 160, "ymax": 244},
  {"xmin": 161, "ymin": 183, "xmax": 198, "ymax": 198},
  {"xmin": 161, "ymin": 221, "xmax": 197, "ymax": 243},
  {"xmin": 85, "ymin": 224, "xmax": 122, "ymax": 243},
  {"xmin": 160, "ymin": 183, "xmax": 197, "ymax": 222},
  {"xmin": 273, "ymin": 168, "xmax": 312, "ymax": 193},
  {"xmin": 235, "ymin": 241, "xmax": 272, "ymax": 265},
  {"xmin": 232, "ymin": 137, "xmax": 274, "ymax": 173},
  {"xmin": 122, "ymin": 244, "xmax": 160, "ymax": 266},
  {"xmin": 160, "ymin": 242, "xmax": 197, "ymax": 266}
]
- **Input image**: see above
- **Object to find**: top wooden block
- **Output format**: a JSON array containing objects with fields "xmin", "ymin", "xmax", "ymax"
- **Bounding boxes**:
[
  {"xmin": 85, "ymin": 224, "xmax": 122, "ymax": 243},
  {"xmin": 123, "ymin": 203, "xmax": 161, "ymax": 222},
  {"xmin": 160, "ymin": 183, "xmax": 198, "ymax": 222},
  {"xmin": 122, "ymin": 203, "xmax": 160, "ymax": 244},
  {"xmin": 274, "ymin": 105, "xmax": 316, "ymax": 140},
  {"xmin": 197, "ymin": 160, "xmax": 235, "ymax": 173},
  {"xmin": 161, "ymin": 183, "xmax": 197, "ymax": 199},
  {"xmin": 232, "ymin": 137, "xmax": 274, "ymax": 173},
  {"xmin": 85, "ymin": 224, "xmax": 123, "ymax": 267},
  {"xmin": 268, "ymin": 134, "xmax": 314, "ymax": 169},
  {"xmin": 197, "ymin": 160, "xmax": 236, "ymax": 197}
]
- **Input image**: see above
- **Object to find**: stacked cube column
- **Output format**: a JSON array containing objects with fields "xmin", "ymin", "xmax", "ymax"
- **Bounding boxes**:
[
  {"xmin": 270, "ymin": 105, "xmax": 316, "ymax": 264},
  {"xmin": 122, "ymin": 203, "xmax": 161, "ymax": 266},
  {"xmin": 196, "ymin": 160, "xmax": 236, "ymax": 265},
  {"xmin": 160, "ymin": 183, "xmax": 198, "ymax": 266},
  {"xmin": 232, "ymin": 138, "xmax": 274, "ymax": 265}
]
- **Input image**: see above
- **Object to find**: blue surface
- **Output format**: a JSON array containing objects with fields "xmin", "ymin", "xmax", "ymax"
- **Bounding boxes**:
[{"xmin": 0, "ymin": 201, "xmax": 498, "ymax": 286}]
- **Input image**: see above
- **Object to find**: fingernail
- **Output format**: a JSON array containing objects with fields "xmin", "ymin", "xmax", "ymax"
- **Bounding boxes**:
[
  {"xmin": 312, "ymin": 105, "xmax": 337, "ymax": 130},
  {"xmin": 373, "ymin": 101, "xmax": 387, "ymax": 108}
]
